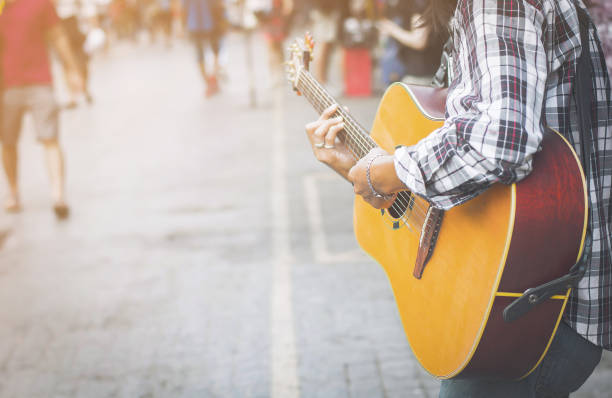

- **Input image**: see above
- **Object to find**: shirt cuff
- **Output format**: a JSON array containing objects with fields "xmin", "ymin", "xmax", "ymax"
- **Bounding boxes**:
[{"xmin": 393, "ymin": 146, "xmax": 427, "ymax": 197}]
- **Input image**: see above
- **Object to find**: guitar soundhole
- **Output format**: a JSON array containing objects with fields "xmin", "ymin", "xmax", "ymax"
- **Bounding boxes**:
[{"xmin": 387, "ymin": 192, "xmax": 413, "ymax": 219}]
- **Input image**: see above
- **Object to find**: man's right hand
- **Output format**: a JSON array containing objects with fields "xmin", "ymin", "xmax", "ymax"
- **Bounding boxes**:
[{"xmin": 65, "ymin": 68, "xmax": 85, "ymax": 95}]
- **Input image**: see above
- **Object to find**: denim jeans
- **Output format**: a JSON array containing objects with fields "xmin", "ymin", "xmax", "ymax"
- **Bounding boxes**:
[{"xmin": 439, "ymin": 322, "xmax": 602, "ymax": 398}]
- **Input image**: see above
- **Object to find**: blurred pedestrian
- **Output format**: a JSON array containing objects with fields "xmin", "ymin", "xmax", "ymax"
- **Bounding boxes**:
[
  {"xmin": 310, "ymin": 0, "xmax": 344, "ymax": 86},
  {"xmin": 122, "ymin": 0, "xmax": 140, "ymax": 41},
  {"xmin": 183, "ymin": 0, "xmax": 227, "ymax": 97},
  {"xmin": 254, "ymin": 0, "xmax": 293, "ymax": 86},
  {"xmin": 109, "ymin": 0, "xmax": 129, "ymax": 38},
  {"xmin": 377, "ymin": 0, "xmax": 446, "ymax": 85},
  {"xmin": 0, "ymin": 0, "xmax": 84, "ymax": 218},
  {"xmin": 339, "ymin": 0, "xmax": 377, "ymax": 96},
  {"xmin": 171, "ymin": 0, "xmax": 185, "ymax": 38},
  {"xmin": 154, "ymin": 0, "xmax": 174, "ymax": 46}
]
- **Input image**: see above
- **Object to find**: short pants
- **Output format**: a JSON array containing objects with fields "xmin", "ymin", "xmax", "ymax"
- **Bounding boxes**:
[{"xmin": 1, "ymin": 85, "xmax": 59, "ymax": 146}]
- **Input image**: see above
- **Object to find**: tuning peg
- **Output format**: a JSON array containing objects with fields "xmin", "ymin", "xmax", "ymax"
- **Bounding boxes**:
[{"xmin": 304, "ymin": 32, "xmax": 315, "ymax": 52}]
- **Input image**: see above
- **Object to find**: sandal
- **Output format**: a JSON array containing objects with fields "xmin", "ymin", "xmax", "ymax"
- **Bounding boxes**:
[{"xmin": 53, "ymin": 203, "xmax": 70, "ymax": 220}]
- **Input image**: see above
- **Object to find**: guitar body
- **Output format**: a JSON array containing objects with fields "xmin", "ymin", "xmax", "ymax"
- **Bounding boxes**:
[{"xmin": 354, "ymin": 83, "xmax": 588, "ymax": 379}]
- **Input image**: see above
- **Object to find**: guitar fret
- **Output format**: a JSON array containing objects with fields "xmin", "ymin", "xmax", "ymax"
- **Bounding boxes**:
[
  {"xmin": 290, "ymin": 56, "xmax": 430, "ymax": 247},
  {"xmin": 297, "ymin": 71, "xmax": 377, "ymax": 159}
]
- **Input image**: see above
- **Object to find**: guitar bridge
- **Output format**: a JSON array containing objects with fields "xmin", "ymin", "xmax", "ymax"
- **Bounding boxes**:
[{"xmin": 414, "ymin": 207, "xmax": 444, "ymax": 279}]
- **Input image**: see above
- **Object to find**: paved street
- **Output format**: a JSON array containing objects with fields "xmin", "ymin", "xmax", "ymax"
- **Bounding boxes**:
[{"xmin": 0, "ymin": 33, "xmax": 610, "ymax": 398}]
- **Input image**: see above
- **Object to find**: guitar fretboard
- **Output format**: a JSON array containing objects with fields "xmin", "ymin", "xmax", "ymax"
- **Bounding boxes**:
[{"xmin": 296, "ymin": 70, "xmax": 377, "ymax": 160}]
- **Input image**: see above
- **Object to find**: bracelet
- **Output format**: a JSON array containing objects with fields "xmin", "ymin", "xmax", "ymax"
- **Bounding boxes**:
[{"xmin": 366, "ymin": 154, "xmax": 393, "ymax": 200}]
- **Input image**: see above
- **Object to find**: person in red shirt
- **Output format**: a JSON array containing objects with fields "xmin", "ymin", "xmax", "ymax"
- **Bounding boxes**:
[{"xmin": 0, "ymin": 0, "xmax": 83, "ymax": 218}]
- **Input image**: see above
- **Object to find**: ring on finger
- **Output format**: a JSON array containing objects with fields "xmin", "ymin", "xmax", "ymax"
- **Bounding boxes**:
[
  {"xmin": 315, "ymin": 142, "xmax": 325, "ymax": 148},
  {"xmin": 324, "ymin": 144, "xmax": 335, "ymax": 149}
]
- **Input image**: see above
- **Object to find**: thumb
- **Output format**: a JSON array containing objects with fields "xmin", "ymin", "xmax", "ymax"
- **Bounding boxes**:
[{"xmin": 347, "ymin": 164, "xmax": 357, "ymax": 183}]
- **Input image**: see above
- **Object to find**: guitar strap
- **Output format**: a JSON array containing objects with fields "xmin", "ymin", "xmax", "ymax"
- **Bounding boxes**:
[
  {"xmin": 574, "ymin": 5, "xmax": 594, "ymax": 230},
  {"xmin": 503, "ymin": 4, "xmax": 595, "ymax": 322},
  {"xmin": 432, "ymin": 36, "xmax": 454, "ymax": 88}
]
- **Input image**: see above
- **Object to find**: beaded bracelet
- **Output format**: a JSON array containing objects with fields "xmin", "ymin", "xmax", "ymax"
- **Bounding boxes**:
[{"xmin": 366, "ymin": 154, "xmax": 393, "ymax": 200}]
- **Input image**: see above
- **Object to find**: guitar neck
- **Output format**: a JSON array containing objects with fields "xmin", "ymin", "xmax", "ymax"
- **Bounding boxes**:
[{"xmin": 296, "ymin": 70, "xmax": 377, "ymax": 159}]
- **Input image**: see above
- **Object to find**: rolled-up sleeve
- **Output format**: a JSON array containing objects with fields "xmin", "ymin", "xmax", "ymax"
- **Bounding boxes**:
[{"xmin": 394, "ymin": 0, "xmax": 548, "ymax": 210}]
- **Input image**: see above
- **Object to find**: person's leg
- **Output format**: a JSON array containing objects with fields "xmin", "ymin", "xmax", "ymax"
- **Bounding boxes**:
[
  {"xmin": 267, "ymin": 39, "xmax": 284, "ymax": 87},
  {"xmin": 210, "ymin": 33, "xmax": 222, "ymax": 77},
  {"xmin": 42, "ymin": 139, "xmax": 66, "ymax": 207},
  {"xmin": 1, "ymin": 88, "xmax": 25, "ymax": 212},
  {"xmin": 205, "ymin": 33, "xmax": 221, "ymax": 96},
  {"xmin": 315, "ymin": 41, "xmax": 333, "ymax": 85},
  {"xmin": 2, "ymin": 144, "xmax": 19, "ymax": 211},
  {"xmin": 192, "ymin": 32, "xmax": 213, "ymax": 94},
  {"xmin": 27, "ymin": 86, "xmax": 68, "ymax": 218},
  {"xmin": 162, "ymin": 11, "xmax": 172, "ymax": 47}
]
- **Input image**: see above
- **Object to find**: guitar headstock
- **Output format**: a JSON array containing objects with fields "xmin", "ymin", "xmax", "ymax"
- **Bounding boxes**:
[{"xmin": 286, "ymin": 33, "xmax": 315, "ymax": 94}]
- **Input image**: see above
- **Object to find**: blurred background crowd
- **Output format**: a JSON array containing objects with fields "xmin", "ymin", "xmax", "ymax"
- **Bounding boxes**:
[
  {"xmin": 40, "ymin": 0, "xmax": 454, "ymax": 100},
  {"xmin": 48, "ymin": 0, "xmax": 612, "ymax": 99},
  {"xmin": 4, "ymin": 0, "xmax": 612, "ymax": 104}
]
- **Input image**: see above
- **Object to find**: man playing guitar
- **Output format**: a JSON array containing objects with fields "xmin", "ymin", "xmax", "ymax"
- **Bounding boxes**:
[{"xmin": 304, "ymin": 0, "xmax": 611, "ymax": 396}]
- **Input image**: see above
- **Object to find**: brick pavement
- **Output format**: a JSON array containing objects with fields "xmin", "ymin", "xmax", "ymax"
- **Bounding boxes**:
[{"xmin": 0, "ymin": 33, "xmax": 609, "ymax": 398}]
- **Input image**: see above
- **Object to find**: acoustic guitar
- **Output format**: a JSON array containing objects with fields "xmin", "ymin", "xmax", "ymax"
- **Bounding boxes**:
[{"xmin": 286, "ymin": 35, "xmax": 588, "ymax": 380}]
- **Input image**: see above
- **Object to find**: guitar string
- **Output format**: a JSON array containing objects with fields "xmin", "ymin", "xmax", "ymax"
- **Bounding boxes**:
[
  {"xmin": 295, "ymin": 69, "xmax": 446, "ymax": 251},
  {"xmin": 297, "ymin": 71, "xmax": 447, "ymax": 245},
  {"xmin": 296, "ymin": 72, "xmax": 428, "ymax": 223},
  {"xmin": 298, "ymin": 73, "xmax": 376, "ymax": 160},
  {"xmin": 296, "ymin": 75, "xmax": 442, "ymax": 243},
  {"xmin": 298, "ymin": 75, "xmax": 448, "ymax": 246},
  {"xmin": 296, "ymin": 72, "xmax": 433, "ymax": 227},
  {"xmin": 295, "ymin": 72, "xmax": 432, "ymax": 231},
  {"xmin": 295, "ymin": 72, "xmax": 426, "ymax": 214}
]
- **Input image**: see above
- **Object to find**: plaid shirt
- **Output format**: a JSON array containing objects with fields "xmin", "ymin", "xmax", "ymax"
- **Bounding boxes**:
[{"xmin": 393, "ymin": 0, "xmax": 612, "ymax": 348}]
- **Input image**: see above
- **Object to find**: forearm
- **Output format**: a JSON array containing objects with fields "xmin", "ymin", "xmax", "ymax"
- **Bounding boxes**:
[
  {"xmin": 48, "ymin": 25, "xmax": 80, "ymax": 73},
  {"xmin": 380, "ymin": 18, "xmax": 429, "ymax": 51},
  {"xmin": 370, "ymin": 154, "xmax": 407, "ymax": 194}
]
